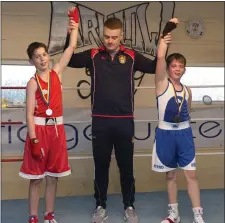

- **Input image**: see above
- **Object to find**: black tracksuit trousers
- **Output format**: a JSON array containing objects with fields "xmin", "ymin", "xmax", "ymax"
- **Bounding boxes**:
[{"xmin": 91, "ymin": 117, "xmax": 135, "ymax": 210}]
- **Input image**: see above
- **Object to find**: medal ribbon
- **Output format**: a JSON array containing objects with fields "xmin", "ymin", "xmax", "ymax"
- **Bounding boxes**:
[
  {"xmin": 35, "ymin": 72, "xmax": 51, "ymax": 106},
  {"xmin": 170, "ymin": 79, "xmax": 185, "ymax": 115}
]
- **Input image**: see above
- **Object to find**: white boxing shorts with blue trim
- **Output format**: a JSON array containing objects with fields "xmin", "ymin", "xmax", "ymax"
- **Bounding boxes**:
[{"xmin": 152, "ymin": 121, "xmax": 196, "ymax": 172}]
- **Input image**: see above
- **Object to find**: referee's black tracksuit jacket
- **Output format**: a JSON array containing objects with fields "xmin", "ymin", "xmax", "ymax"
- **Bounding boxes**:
[{"xmin": 66, "ymin": 43, "xmax": 157, "ymax": 209}]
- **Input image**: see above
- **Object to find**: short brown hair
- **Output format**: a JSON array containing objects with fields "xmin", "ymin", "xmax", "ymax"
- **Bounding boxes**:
[
  {"xmin": 104, "ymin": 17, "xmax": 123, "ymax": 30},
  {"xmin": 166, "ymin": 53, "xmax": 186, "ymax": 68},
  {"xmin": 27, "ymin": 42, "xmax": 48, "ymax": 59}
]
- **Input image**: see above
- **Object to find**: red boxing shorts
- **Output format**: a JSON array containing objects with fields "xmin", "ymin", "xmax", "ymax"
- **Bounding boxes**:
[{"xmin": 19, "ymin": 116, "xmax": 71, "ymax": 179}]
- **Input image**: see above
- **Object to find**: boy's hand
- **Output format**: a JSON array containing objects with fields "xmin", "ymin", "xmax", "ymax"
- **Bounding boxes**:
[
  {"xmin": 68, "ymin": 7, "xmax": 79, "ymax": 23},
  {"xmin": 162, "ymin": 18, "xmax": 179, "ymax": 38},
  {"xmin": 67, "ymin": 7, "xmax": 79, "ymax": 34},
  {"xmin": 30, "ymin": 138, "xmax": 45, "ymax": 160}
]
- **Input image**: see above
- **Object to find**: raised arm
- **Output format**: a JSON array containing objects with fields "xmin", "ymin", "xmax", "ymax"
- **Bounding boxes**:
[
  {"xmin": 63, "ymin": 18, "xmax": 91, "ymax": 69},
  {"xmin": 53, "ymin": 7, "xmax": 79, "ymax": 76},
  {"xmin": 134, "ymin": 51, "xmax": 157, "ymax": 74},
  {"xmin": 155, "ymin": 34, "xmax": 171, "ymax": 95},
  {"xmin": 155, "ymin": 18, "xmax": 179, "ymax": 96}
]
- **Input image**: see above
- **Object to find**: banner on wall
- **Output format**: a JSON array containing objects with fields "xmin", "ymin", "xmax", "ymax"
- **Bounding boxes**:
[
  {"xmin": 1, "ymin": 108, "xmax": 224, "ymax": 155},
  {"xmin": 48, "ymin": 1, "xmax": 176, "ymax": 56},
  {"xmin": 47, "ymin": 1, "xmax": 176, "ymax": 103}
]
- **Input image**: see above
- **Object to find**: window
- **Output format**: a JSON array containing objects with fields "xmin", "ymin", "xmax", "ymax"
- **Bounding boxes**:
[
  {"xmin": 1, "ymin": 62, "xmax": 36, "ymax": 107},
  {"xmin": 1, "ymin": 63, "xmax": 224, "ymax": 108},
  {"xmin": 1, "ymin": 60, "xmax": 52, "ymax": 108},
  {"xmin": 181, "ymin": 67, "xmax": 224, "ymax": 102}
]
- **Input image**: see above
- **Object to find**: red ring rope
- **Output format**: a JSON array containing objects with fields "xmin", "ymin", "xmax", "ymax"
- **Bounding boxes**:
[
  {"xmin": 1, "ymin": 86, "xmax": 26, "ymax": 89},
  {"xmin": 1, "ymin": 158, "xmax": 23, "ymax": 162},
  {"xmin": 1, "ymin": 121, "xmax": 24, "ymax": 125}
]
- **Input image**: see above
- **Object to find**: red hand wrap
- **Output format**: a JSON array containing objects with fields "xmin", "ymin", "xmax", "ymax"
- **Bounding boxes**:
[
  {"xmin": 68, "ymin": 7, "xmax": 79, "ymax": 23},
  {"xmin": 30, "ymin": 138, "xmax": 43, "ymax": 159}
]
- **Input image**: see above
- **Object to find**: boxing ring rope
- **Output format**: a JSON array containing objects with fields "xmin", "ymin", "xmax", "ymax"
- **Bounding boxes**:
[
  {"xmin": 1, "ymin": 85, "xmax": 225, "ymax": 90},
  {"xmin": 1, "ymin": 85, "xmax": 224, "ymax": 162},
  {"xmin": 1, "ymin": 117, "xmax": 224, "ymax": 163},
  {"xmin": 2, "ymin": 150, "xmax": 225, "ymax": 163},
  {"xmin": 1, "ymin": 117, "xmax": 224, "ymax": 126}
]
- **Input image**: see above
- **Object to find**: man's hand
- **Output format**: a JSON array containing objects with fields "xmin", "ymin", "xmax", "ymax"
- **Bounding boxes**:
[
  {"xmin": 162, "ymin": 18, "xmax": 179, "ymax": 38},
  {"xmin": 67, "ymin": 7, "xmax": 79, "ymax": 34},
  {"xmin": 161, "ymin": 32, "xmax": 172, "ymax": 45},
  {"xmin": 67, "ymin": 20, "xmax": 79, "ymax": 34},
  {"xmin": 30, "ymin": 138, "xmax": 45, "ymax": 160}
]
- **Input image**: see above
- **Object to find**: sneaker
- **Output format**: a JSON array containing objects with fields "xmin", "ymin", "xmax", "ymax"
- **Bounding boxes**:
[
  {"xmin": 161, "ymin": 206, "xmax": 181, "ymax": 223},
  {"xmin": 91, "ymin": 206, "xmax": 108, "ymax": 223},
  {"xmin": 44, "ymin": 212, "xmax": 57, "ymax": 223},
  {"xmin": 29, "ymin": 216, "xmax": 38, "ymax": 223},
  {"xmin": 193, "ymin": 208, "xmax": 205, "ymax": 223},
  {"xmin": 124, "ymin": 207, "xmax": 139, "ymax": 223}
]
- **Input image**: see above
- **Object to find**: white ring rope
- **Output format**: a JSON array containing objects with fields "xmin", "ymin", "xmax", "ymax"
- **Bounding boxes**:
[
  {"xmin": 1, "ymin": 85, "xmax": 224, "ymax": 90},
  {"xmin": 61, "ymin": 85, "xmax": 225, "ymax": 90},
  {"xmin": 2, "ymin": 117, "xmax": 224, "ymax": 125}
]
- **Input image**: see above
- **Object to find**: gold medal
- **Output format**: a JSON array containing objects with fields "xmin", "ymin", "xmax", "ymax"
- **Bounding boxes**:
[
  {"xmin": 173, "ymin": 115, "xmax": 181, "ymax": 123},
  {"xmin": 119, "ymin": 55, "xmax": 126, "ymax": 64}
]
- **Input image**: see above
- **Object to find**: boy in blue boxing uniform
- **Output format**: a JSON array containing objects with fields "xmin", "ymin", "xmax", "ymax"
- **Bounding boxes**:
[{"xmin": 152, "ymin": 18, "xmax": 205, "ymax": 223}]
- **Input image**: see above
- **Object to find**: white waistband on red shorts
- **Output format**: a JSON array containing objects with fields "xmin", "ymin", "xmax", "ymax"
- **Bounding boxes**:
[
  {"xmin": 34, "ymin": 116, "xmax": 63, "ymax": 126},
  {"xmin": 158, "ymin": 120, "xmax": 190, "ymax": 130}
]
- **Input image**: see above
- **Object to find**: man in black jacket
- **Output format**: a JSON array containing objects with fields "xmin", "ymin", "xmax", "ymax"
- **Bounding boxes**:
[{"xmin": 66, "ymin": 17, "xmax": 157, "ymax": 223}]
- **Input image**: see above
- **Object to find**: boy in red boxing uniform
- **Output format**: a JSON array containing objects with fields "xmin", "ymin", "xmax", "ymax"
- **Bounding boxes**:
[{"xmin": 19, "ymin": 7, "xmax": 79, "ymax": 223}]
